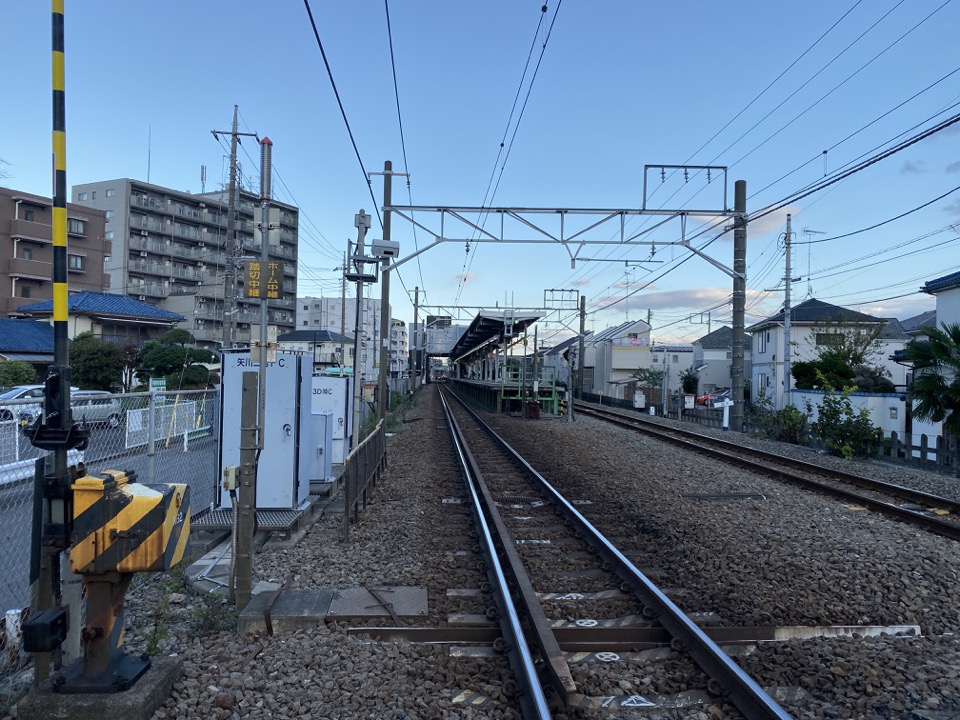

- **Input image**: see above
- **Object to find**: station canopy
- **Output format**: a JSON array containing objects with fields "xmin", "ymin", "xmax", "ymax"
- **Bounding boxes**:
[{"xmin": 448, "ymin": 313, "xmax": 541, "ymax": 361}]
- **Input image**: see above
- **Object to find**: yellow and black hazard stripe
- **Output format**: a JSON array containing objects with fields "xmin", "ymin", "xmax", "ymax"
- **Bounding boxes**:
[
  {"xmin": 71, "ymin": 471, "xmax": 190, "ymax": 575},
  {"xmin": 52, "ymin": 2, "xmax": 69, "ymax": 358}
]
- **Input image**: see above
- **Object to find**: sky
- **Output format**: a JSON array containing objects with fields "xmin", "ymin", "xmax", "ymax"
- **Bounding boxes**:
[{"xmin": 2, "ymin": 1, "xmax": 959, "ymax": 348}]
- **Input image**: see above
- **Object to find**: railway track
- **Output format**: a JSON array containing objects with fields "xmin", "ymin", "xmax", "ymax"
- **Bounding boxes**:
[
  {"xmin": 439, "ymin": 387, "xmax": 792, "ymax": 719},
  {"xmin": 574, "ymin": 401, "xmax": 960, "ymax": 542}
]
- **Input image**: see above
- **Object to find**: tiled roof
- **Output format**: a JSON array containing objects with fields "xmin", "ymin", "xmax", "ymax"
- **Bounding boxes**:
[
  {"xmin": 0, "ymin": 319, "xmax": 54, "ymax": 352},
  {"xmin": 13, "ymin": 291, "xmax": 184, "ymax": 321},
  {"xmin": 747, "ymin": 298, "xmax": 882, "ymax": 332},
  {"xmin": 695, "ymin": 326, "xmax": 734, "ymax": 350},
  {"xmin": 923, "ymin": 271, "xmax": 960, "ymax": 294},
  {"xmin": 900, "ymin": 310, "xmax": 937, "ymax": 334}
]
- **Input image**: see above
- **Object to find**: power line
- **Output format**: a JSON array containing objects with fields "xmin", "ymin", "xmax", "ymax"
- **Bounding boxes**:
[{"xmin": 302, "ymin": 0, "xmax": 382, "ymax": 228}]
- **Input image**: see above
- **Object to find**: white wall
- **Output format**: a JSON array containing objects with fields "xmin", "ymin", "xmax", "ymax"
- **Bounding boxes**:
[{"xmin": 789, "ymin": 389, "xmax": 906, "ymax": 437}]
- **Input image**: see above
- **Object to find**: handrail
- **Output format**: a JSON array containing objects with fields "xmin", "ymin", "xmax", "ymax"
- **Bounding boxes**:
[{"xmin": 342, "ymin": 421, "xmax": 386, "ymax": 541}]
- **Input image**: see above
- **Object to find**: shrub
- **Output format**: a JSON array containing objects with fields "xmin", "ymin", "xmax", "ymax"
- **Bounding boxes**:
[
  {"xmin": 749, "ymin": 389, "xmax": 810, "ymax": 444},
  {"xmin": 806, "ymin": 380, "xmax": 881, "ymax": 459}
]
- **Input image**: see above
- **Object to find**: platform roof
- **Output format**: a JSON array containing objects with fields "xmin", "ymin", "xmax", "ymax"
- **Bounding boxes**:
[{"xmin": 448, "ymin": 313, "xmax": 541, "ymax": 361}]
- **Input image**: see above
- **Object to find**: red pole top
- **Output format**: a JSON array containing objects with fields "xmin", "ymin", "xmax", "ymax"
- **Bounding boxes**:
[{"xmin": 260, "ymin": 136, "xmax": 273, "ymax": 146}]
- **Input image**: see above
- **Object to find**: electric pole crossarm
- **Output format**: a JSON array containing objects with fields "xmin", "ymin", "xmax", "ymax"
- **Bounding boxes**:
[{"xmin": 682, "ymin": 242, "xmax": 745, "ymax": 280}]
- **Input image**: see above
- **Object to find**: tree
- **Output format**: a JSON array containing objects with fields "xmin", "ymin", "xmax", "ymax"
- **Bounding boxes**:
[
  {"xmin": 140, "ymin": 333, "xmax": 218, "ymax": 390},
  {"xmin": 0, "ymin": 361, "xmax": 37, "ymax": 388},
  {"xmin": 631, "ymin": 367, "xmax": 665, "ymax": 388},
  {"xmin": 121, "ymin": 343, "xmax": 143, "ymax": 392},
  {"xmin": 903, "ymin": 323, "xmax": 960, "ymax": 437},
  {"xmin": 679, "ymin": 368, "xmax": 699, "ymax": 394},
  {"xmin": 792, "ymin": 317, "xmax": 891, "ymax": 391},
  {"xmin": 69, "ymin": 332, "xmax": 126, "ymax": 390}
]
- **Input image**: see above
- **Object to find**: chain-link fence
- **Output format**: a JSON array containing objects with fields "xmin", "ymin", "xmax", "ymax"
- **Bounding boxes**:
[{"xmin": 0, "ymin": 389, "xmax": 220, "ymax": 681}]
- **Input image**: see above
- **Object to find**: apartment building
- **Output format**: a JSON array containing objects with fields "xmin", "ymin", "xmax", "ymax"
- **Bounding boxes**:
[
  {"xmin": 296, "ymin": 296, "xmax": 408, "ymax": 378},
  {"xmin": 72, "ymin": 179, "xmax": 299, "ymax": 348},
  {"xmin": 1, "ymin": 186, "xmax": 109, "ymax": 316}
]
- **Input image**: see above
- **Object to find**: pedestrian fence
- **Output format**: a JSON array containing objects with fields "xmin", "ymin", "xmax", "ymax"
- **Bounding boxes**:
[
  {"xmin": 342, "ymin": 420, "xmax": 386, "ymax": 541},
  {"xmin": 0, "ymin": 389, "xmax": 220, "ymax": 684}
]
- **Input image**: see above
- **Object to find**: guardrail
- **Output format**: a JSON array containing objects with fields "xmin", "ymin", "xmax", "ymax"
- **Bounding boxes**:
[{"xmin": 342, "ymin": 421, "xmax": 386, "ymax": 541}]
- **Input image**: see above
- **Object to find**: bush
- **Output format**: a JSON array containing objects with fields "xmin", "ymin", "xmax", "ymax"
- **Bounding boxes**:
[
  {"xmin": 807, "ymin": 385, "xmax": 881, "ymax": 459},
  {"xmin": 749, "ymin": 390, "xmax": 810, "ymax": 445}
]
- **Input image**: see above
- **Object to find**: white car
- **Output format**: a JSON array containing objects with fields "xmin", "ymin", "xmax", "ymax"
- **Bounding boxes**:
[{"xmin": 0, "ymin": 385, "xmax": 87, "ymax": 424}]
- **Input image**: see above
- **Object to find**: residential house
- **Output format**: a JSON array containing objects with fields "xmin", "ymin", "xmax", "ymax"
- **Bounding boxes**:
[
  {"xmin": 747, "ymin": 298, "xmax": 900, "ymax": 409},
  {"xmin": 583, "ymin": 319, "xmax": 652, "ymax": 398},
  {"xmin": 650, "ymin": 343, "xmax": 693, "ymax": 397},
  {"xmin": 540, "ymin": 333, "xmax": 590, "ymax": 387},
  {"xmin": 691, "ymin": 326, "xmax": 753, "ymax": 395},
  {"xmin": 0, "ymin": 318, "xmax": 56, "ymax": 379},
  {"xmin": 10, "ymin": 290, "xmax": 184, "ymax": 346}
]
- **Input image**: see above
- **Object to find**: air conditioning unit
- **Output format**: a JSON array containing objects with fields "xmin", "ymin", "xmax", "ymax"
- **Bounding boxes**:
[
  {"xmin": 198, "ymin": 262, "xmax": 205, "ymax": 269},
  {"xmin": 198, "ymin": 242, "xmax": 205, "ymax": 248},
  {"xmin": 199, "ymin": 202, "xmax": 206, "ymax": 208},
  {"xmin": 138, "ymin": 295, "xmax": 146, "ymax": 301},
  {"xmin": 169, "ymin": 277, "xmax": 176, "ymax": 283},
  {"xmin": 140, "ymin": 230, "xmax": 148, "ymax": 236},
  {"xmin": 139, "ymin": 251, "xmax": 147, "ymax": 257},
  {"xmin": 196, "ymin": 281, "xmax": 203, "ymax": 287}
]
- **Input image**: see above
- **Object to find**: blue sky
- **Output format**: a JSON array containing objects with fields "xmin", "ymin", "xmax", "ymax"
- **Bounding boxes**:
[{"xmin": 3, "ymin": 1, "xmax": 959, "ymax": 346}]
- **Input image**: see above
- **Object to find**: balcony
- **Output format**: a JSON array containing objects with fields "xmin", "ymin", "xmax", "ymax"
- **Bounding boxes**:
[
  {"xmin": 129, "ymin": 260, "xmax": 167, "ymax": 276},
  {"xmin": 9, "ymin": 257, "xmax": 52, "ymax": 280},
  {"xmin": 10, "ymin": 219, "xmax": 52, "ymax": 244}
]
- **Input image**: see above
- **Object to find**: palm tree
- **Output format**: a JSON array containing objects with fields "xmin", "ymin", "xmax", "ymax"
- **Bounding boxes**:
[{"xmin": 902, "ymin": 323, "xmax": 960, "ymax": 436}]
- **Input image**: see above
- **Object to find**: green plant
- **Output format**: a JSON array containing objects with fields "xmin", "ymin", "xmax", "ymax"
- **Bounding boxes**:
[
  {"xmin": 189, "ymin": 597, "xmax": 236, "ymax": 637},
  {"xmin": 144, "ymin": 592, "xmax": 171, "ymax": 655},
  {"xmin": 749, "ymin": 389, "xmax": 810, "ymax": 445},
  {"xmin": 806, "ymin": 372, "xmax": 881, "ymax": 459},
  {"xmin": 0, "ymin": 360, "xmax": 37, "ymax": 388}
]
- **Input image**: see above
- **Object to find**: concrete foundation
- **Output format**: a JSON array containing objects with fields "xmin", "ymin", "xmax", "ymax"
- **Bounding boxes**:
[{"xmin": 17, "ymin": 655, "xmax": 181, "ymax": 720}]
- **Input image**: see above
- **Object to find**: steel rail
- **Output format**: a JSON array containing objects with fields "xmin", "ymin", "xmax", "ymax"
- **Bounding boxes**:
[
  {"xmin": 576, "ymin": 403, "xmax": 960, "ymax": 542},
  {"xmin": 447, "ymin": 389, "xmax": 793, "ymax": 720},
  {"xmin": 438, "ymin": 391, "xmax": 553, "ymax": 720}
]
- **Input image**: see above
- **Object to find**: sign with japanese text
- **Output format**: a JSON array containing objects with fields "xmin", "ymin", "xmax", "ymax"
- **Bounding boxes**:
[{"xmin": 242, "ymin": 260, "xmax": 282, "ymax": 300}]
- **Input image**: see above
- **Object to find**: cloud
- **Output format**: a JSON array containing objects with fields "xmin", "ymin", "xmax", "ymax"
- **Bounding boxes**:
[
  {"xmin": 572, "ymin": 278, "xmax": 591, "ymax": 287},
  {"xmin": 590, "ymin": 286, "xmax": 731, "ymax": 313},
  {"xmin": 901, "ymin": 160, "xmax": 925, "ymax": 174},
  {"xmin": 691, "ymin": 204, "xmax": 800, "ymax": 241},
  {"xmin": 944, "ymin": 199, "xmax": 960, "ymax": 216},
  {"xmin": 947, "ymin": 161, "xmax": 960, "ymax": 173},
  {"xmin": 455, "ymin": 272, "xmax": 474, "ymax": 284}
]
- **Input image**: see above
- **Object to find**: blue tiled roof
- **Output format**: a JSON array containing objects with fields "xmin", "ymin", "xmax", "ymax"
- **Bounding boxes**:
[
  {"xmin": 923, "ymin": 271, "xmax": 960, "ymax": 294},
  {"xmin": 14, "ymin": 291, "xmax": 184, "ymax": 321},
  {"xmin": 0, "ymin": 319, "xmax": 54, "ymax": 352}
]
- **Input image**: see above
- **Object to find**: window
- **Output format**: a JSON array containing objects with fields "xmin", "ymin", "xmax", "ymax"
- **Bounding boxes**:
[
  {"xmin": 314, "ymin": 319, "xmax": 319, "ymax": 325},
  {"xmin": 22, "ymin": 247, "xmax": 32, "ymax": 260},
  {"xmin": 302, "ymin": 320, "xmax": 307, "ymax": 326},
  {"xmin": 20, "ymin": 286, "xmax": 31, "ymax": 298},
  {"xmin": 105, "ymin": 188, "xmax": 115, "ymax": 197},
  {"xmin": 816, "ymin": 333, "xmax": 843, "ymax": 348},
  {"xmin": 68, "ymin": 254, "xmax": 85, "ymax": 270},
  {"xmin": 24, "ymin": 210, "xmax": 35, "ymax": 221},
  {"xmin": 78, "ymin": 192, "xmax": 88, "ymax": 201},
  {"xmin": 68, "ymin": 218, "xmax": 86, "ymax": 235},
  {"xmin": 105, "ymin": 231, "xmax": 114, "ymax": 239},
  {"xmin": 105, "ymin": 210, "xmax": 114, "ymax": 219},
  {"xmin": 671, "ymin": 354, "xmax": 678, "ymax": 363},
  {"xmin": 91, "ymin": 191, "xmax": 97, "ymax": 200},
  {"xmin": 757, "ymin": 331, "xmax": 767, "ymax": 353},
  {"xmin": 302, "ymin": 304, "xmax": 308, "ymax": 310}
]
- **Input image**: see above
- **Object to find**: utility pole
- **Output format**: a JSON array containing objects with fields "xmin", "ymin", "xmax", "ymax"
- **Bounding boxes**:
[
  {"xmin": 783, "ymin": 214, "xmax": 794, "ymax": 409},
  {"xmin": 577, "ymin": 295, "xmax": 586, "ymax": 399},
  {"xmin": 211, "ymin": 106, "xmax": 256, "ymax": 347},
  {"xmin": 349, "ymin": 210, "xmax": 372, "ymax": 451},
  {"xmin": 411, "ymin": 286, "xmax": 419, "ymax": 390},
  {"xmin": 731, "ymin": 180, "xmax": 747, "ymax": 433},
  {"xmin": 339, "ymin": 251, "xmax": 347, "ymax": 375},
  {"xmin": 378, "ymin": 161, "xmax": 393, "ymax": 421}
]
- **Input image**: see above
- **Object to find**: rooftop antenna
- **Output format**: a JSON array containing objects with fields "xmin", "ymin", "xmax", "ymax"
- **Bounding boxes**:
[
  {"xmin": 801, "ymin": 227, "xmax": 825, "ymax": 299},
  {"xmin": 201, "ymin": 164, "xmax": 207, "ymax": 193}
]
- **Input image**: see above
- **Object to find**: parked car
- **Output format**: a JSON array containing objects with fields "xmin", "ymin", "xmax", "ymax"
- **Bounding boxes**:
[
  {"xmin": 695, "ymin": 388, "xmax": 731, "ymax": 408},
  {"xmin": 71, "ymin": 391, "xmax": 124, "ymax": 428},
  {"xmin": 0, "ymin": 386, "xmax": 121, "ymax": 427}
]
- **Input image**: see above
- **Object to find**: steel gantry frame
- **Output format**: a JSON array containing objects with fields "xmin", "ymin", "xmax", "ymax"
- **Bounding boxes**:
[{"xmin": 383, "ymin": 166, "xmax": 749, "ymax": 431}]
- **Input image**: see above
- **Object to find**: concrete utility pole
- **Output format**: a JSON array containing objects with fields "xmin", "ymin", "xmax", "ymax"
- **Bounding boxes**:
[
  {"xmin": 411, "ymin": 286, "xmax": 419, "ymax": 390},
  {"xmin": 783, "ymin": 214, "xmax": 794, "ymax": 410},
  {"xmin": 212, "ymin": 106, "xmax": 256, "ymax": 347},
  {"xmin": 576, "ymin": 295, "xmax": 586, "ymax": 399},
  {"xmin": 256, "ymin": 137, "xmax": 273, "ymax": 457},
  {"xmin": 731, "ymin": 180, "xmax": 747, "ymax": 432},
  {"xmin": 378, "ymin": 161, "xmax": 393, "ymax": 421},
  {"xmin": 350, "ymin": 210, "xmax": 371, "ymax": 451}
]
